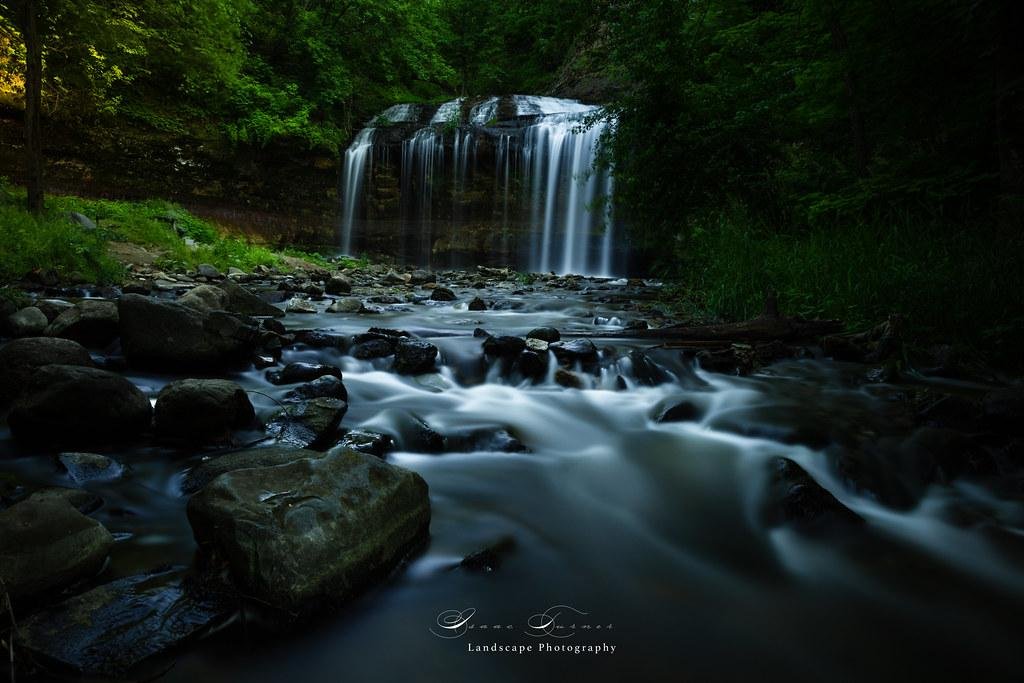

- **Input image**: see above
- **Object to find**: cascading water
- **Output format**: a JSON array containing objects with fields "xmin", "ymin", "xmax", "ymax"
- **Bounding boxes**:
[
  {"xmin": 338, "ymin": 95, "xmax": 619, "ymax": 275},
  {"xmin": 339, "ymin": 127, "xmax": 375, "ymax": 254}
]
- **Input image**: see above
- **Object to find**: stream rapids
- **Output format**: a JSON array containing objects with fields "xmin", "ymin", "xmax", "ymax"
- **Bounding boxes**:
[{"xmin": 2, "ymin": 272, "xmax": 1023, "ymax": 682}]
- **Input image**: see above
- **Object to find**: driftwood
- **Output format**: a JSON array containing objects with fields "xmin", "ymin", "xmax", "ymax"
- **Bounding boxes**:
[{"xmin": 603, "ymin": 295, "xmax": 843, "ymax": 347}]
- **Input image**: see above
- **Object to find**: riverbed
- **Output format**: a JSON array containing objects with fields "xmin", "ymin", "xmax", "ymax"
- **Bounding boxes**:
[{"xmin": 3, "ymin": 272, "xmax": 1023, "ymax": 682}]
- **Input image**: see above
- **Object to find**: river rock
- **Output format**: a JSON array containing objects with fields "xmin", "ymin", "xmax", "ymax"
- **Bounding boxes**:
[
  {"xmin": 286, "ymin": 297, "xmax": 318, "ymax": 314},
  {"xmin": 352, "ymin": 337, "xmax": 397, "ymax": 359},
  {"xmin": 483, "ymin": 335, "xmax": 527, "ymax": 357},
  {"xmin": 182, "ymin": 446, "xmax": 325, "ymax": 494},
  {"xmin": 9, "ymin": 364, "xmax": 153, "ymax": 447},
  {"xmin": 266, "ymin": 361, "xmax": 342, "ymax": 385},
  {"xmin": 187, "ymin": 449, "xmax": 430, "ymax": 611},
  {"xmin": 468, "ymin": 296, "xmax": 487, "ymax": 311},
  {"xmin": 118, "ymin": 294, "xmax": 259, "ymax": 370},
  {"xmin": 518, "ymin": 349, "xmax": 548, "ymax": 379},
  {"xmin": 430, "ymin": 286, "xmax": 457, "ymax": 302},
  {"xmin": 554, "ymin": 368, "xmax": 585, "ymax": 389},
  {"xmin": 550, "ymin": 338, "xmax": 598, "ymax": 364},
  {"xmin": 284, "ymin": 375, "xmax": 349, "ymax": 402},
  {"xmin": 26, "ymin": 486, "xmax": 104, "ymax": 515},
  {"xmin": 327, "ymin": 298, "xmax": 364, "ymax": 314},
  {"xmin": 178, "ymin": 284, "xmax": 229, "ymax": 312},
  {"xmin": 155, "ymin": 379, "xmax": 256, "ymax": 443},
  {"xmin": 393, "ymin": 337, "xmax": 438, "ymax": 374},
  {"xmin": 335, "ymin": 430, "xmax": 393, "ymax": 458},
  {"xmin": 58, "ymin": 453, "xmax": 125, "ymax": 485},
  {"xmin": 219, "ymin": 279, "xmax": 286, "ymax": 318},
  {"xmin": 654, "ymin": 399, "xmax": 702, "ymax": 423},
  {"xmin": 526, "ymin": 327, "xmax": 560, "ymax": 343},
  {"xmin": 326, "ymin": 274, "xmax": 353, "ymax": 295},
  {"xmin": 15, "ymin": 568, "xmax": 232, "ymax": 678},
  {"xmin": 764, "ymin": 457, "xmax": 862, "ymax": 531},
  {"xmin": 197, "ymin": 263, "xmax": 222, "ymax": 279},
  {"xmin": 45, "ymin": 299, "xmax": 120, "ymax": 347},
  {"xmin": 409, "ymin": 269, "xmax": 434, "ymax": 285},
  {"xmin": 267, "ymin": 397, "xmax": 348, "ymax": 449},
  {"xmin": 524, "ymin": 337, "xmax": 549, "ymax": 353},
  {"xmin": 34, "ymin": 298, "xmax": 76, "ymax": 321},
  {"xmin": 445, "ymin": 427, "xmax": 527, "ymax": 453},
  {"xmin": 7, "ymin": 306, "xmax": 48, "ymax": 337},
  {"xmin": 0, "ymin": 496, "xmax": 113, "ymax": 601},
  {"xmin": 629, "ymin": 349, "xmax": 672, "ymax": 386}
]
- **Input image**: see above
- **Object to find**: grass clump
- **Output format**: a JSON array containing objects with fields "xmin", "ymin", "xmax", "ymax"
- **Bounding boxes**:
[
  {"xmin": 1, "ymin": 183, "xmax": 357, "ymax": 283},
  {"xmin": 675, "ymin": 209, "xmax": 1024, "ymax": 364},
  {"xmin": 0, "ymin": 203, "xmax": 124, "ymax": 284}
]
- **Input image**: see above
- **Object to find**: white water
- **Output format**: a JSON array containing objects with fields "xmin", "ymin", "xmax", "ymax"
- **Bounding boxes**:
[
  {"xmin": 338, "ymin": 95, "xmax": 617, "ymax": 274},
  {"xmin": 339, "ymin": 127, "xmax": 375, "ymax": 254}
]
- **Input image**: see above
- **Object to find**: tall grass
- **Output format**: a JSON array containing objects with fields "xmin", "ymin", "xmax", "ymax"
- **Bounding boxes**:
[
  {"xmin": 0, "ymin": 204, "xmax": 124, "ymax": 283},
  {"xmin": 0, "ymin": 184, "xmax": 347, "ymax": 282},
  {"xmin": 679, "ymin": 211, "xmax": 1024, "ymax": 361}
]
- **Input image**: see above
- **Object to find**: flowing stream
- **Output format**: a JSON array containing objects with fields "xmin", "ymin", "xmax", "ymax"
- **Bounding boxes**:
[{"xmin": 2, "ymin": 278, "xmax": 1022, "ymax": 681}]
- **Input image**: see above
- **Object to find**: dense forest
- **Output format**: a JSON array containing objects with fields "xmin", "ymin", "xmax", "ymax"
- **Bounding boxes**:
[
  {"xmin": 3, "ymin": 4, "xmax": 1024, "ymax": 681},
  {"xmin": 1, "ymin": 0, "xmax": 1022, "ymax": 357}
]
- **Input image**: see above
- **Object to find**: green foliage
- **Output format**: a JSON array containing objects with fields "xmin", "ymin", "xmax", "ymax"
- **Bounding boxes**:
[
  {"xmin": 0, "ymin": 203, "xmax": 124, "ymax": 284},
  {"xmin": 439, "ymin": 0, "xmax": 593, "ymax": 95},
  {"xmin": 678, "ymin": 209, "xmax": 1024, "ymax": 357}
]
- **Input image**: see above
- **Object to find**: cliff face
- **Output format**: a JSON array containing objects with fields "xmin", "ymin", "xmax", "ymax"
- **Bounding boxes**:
[
  {"xmin": 0, "ymin": 110, "xmax": 341, "ymax": 246},
  {"xmin": 344, "ymin": 95, "xmax": 628, "ymax": 275}
]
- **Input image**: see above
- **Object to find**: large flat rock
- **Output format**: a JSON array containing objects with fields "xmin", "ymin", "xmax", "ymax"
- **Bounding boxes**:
[{"xmin": 187, "ymin": 449, "xmax": 430, "ymax": 611}]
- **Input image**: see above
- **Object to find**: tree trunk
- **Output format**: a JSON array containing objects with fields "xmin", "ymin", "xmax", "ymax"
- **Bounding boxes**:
[{"xmin": 19, "ymin": 0, "xmax": 44, "ymax": 213}]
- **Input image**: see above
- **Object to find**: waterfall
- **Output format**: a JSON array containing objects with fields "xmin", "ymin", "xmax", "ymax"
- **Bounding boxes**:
[
  {"xmin": 339, "ymin": 127, "xmax": 375, "ymax": 254},
  {"xmin": 522, "ymin": 107, "xmax": 615, "ymax": 275},
  {"xmin": 338, "ymin": 95, "xmax": 620, "ymax": 274}
]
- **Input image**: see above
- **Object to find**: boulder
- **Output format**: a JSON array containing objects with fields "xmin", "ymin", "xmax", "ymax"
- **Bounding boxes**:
[
  {"xmin": 352, "ymin": 337, "xmax": 397, "ymax": 360},
  {"xmin": 325, "ymin": 275, "xmax": 352, "ymax": 295},
  {"xmin": 430, "ymin": 286, "xmax": 457, "ymax": 302},
  {"xmin": 654, "ymin": 399, "xmax": 702, "ymax": 423},
  {"xmin": 45, "ymin": 299, "xmax": 120, "ymax": 347},
  {"xmin": 483, "ymin": 335, "xmax": 527, "ymax": 358},
  {"xmin": 197, "ymin": 263, "xmax": 222, "ymax": 279},
  {"xmin": 267, "ymin": 397, "xmax": 348, "ymax": 449},
  {"xmin": 293, "ymin": 329, "xmax": 346, "ymax": 348},
  {"xmin": 9, "ymin": 364, "xmax": 153, "ymax": 447},
  {"xmin": 0, "ymin": 339, "xmax": 96, "ymax": 403},
  {"xmin": 58, "ymin": 453, "xmax": 125, "ymax": 485},
  {"xmin": 550, "ymin": 338, "xmax": 599, "ymax": 364},
  {"xmin": 15, "ymin": 568, "xmax": 231, "ymax": 678},
  {"xmin": 178, "ymin": 284, "xmax": 229, "ymax": 312},
  {"xmin": 764, "ymin": 458, "xmax": 862, "ymax": 531},
  {"xmin": 0, "ymin": 497, "xmax": 113, "ymax": 601},
  {"xmin": 26, "ymin": 486, "xmax": 103, "ymax": 515},
  {"xmin": 266, "ymin": 362, "xmax": 342, "ymax": 385},
  {"xmin": 7, "ymin": 306, "xmax": 48, "ymax": 337},
  {"xmin": 393, "ymin": 337, "xmax": 438, "ymax": 374},
  {"xmin": 182, "ymin": 446, "xmax": 325, "ymax": 494},
  {"xmin": 219, "ymin": 280, "xmax": 286, "ymax": 318},
  {"xmin": 335, "ymin": 430, "xmax": 393, "ymax": 458},
  {"xmin": 187, "ymin": 449, "xmax": 430, "ymax": 611},
  {"xmin": 286, "ymin": 297, "xmax": 318, "ymax": 314},
  {"xmin": 34, "ymin": 298, "xmax": 76, "ymax": 321},
  {"xmin": 155, "ymin": 379, "xmax": 256, "ymax": 443},
  {"xmin": 468, "ymin": 296, "xmax": 487, "ymax": 311},
  {"xmin": 327, "ymin": 298, "xmax": 364, "ymax": 314},
  {"xmin": 554, "ymin": 368, "xmax": 585, "ymax": 389},
  {"xmin": 525, "ymin": 337, "xmax": 549, "ymax": 353},
  {"xmin": 118, "ymin": 294, "xmax": 259, "ymax": 370},
  {"xmin": 526, "ymin": 327, "xmax": 561, "ymax": 343},
  {"xmin": 628, "ymin": 349, "xmax": 671, "ymax": 386},
  {"xmin": 284, "ymin": 375, "xmax": 349, "ymax": 403}
]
